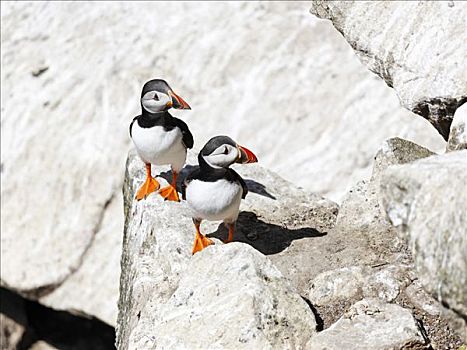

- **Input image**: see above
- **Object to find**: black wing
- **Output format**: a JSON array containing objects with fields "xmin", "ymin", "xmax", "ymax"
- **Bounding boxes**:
[
  {"xmin": 172, "ymin": 118, "xmax": 194, "ymax": 149},
  {"xmin": 129, "ymin": 115, "xmax": 139, "ymax": 138},
  {"xmin": 227, "ymin": 169, "xmax": 248, "ymax": 199}
]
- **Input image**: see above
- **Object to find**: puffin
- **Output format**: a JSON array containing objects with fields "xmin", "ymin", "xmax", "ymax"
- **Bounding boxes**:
[
  {"xmin": 182, "ymin": 136, "xmax": 258, "ymax": 254},
  {"xmin": 130, "ymin": 79, "xmax": 193, "ymax": 202}
]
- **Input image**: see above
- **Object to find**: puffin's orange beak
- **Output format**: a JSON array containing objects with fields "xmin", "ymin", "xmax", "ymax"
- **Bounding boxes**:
[
  {"xmin": 169, "ymin": 90, "xmax": 191, "ymax": 110},
  {"xmin": 237, "ymin": 145, "xmax": 258, "ymax": 164}
]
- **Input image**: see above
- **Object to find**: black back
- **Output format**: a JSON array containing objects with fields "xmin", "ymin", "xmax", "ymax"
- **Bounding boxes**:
[
  {"xmin": 182, "ymin": 165, "xmax": 248, "ymax": 201},
  {"xmin": 129, "ymin": 111, "xmax": 194, "ymax": 149}
]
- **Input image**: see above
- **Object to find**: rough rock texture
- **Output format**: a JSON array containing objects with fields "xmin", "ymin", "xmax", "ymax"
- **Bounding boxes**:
[
  {"xmin": 310, "ymin": 1, "xmax": 467, "ymax": 140},
  {"xmin": 1, "ymin": 0, "xmax": 444, "ymax": 328},
  {"xmin": 308, "ymin": 299, "xmax": 427, "ymax": 350},
  {"xmin": 371, "ymin": 138, "xmax": 435, "ymax": 182},
  {"xmin": 117, "ymin": 151, "xmax": 337, "ymax": 349},
  {"xmin": 447, "ymin": 102, "xmax": 467, "ymax": 151},
  {"xmin": 132, "ymin": 244, "xmax": 316, "ymax": 349},
  {"xmin": 381, "ymin": 151, "xmax": 467, "ymax": 317},
  {"xmin": 309, "ymin": 265, "xmax": 411, "ymax": 306}
]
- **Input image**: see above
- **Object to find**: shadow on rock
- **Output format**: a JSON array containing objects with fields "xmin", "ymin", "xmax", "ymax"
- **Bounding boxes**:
[{"xmin": 207, "ymin": 211, "xmax": 326, "ymax": 255}]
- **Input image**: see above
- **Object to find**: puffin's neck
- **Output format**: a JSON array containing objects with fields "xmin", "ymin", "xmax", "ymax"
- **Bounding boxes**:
[
  {"xmin": 198, "ymin": 153, "xmax": 221, "ymax": 173},
  {"xmin": 141, "ymin": 108, "xmax": 171, "ymax": 119}
]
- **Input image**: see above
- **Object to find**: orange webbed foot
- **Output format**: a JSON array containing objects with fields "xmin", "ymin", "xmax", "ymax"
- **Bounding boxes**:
[
  {"xmin": 159, "ymin": 185, "xmax": 180, "ymax": 202},
  {"xmin": 192, "ymin": 233, "xmax": 214, "ymax": 255},
  {"xmin": 135, "ymin": 177, "xmax": 160, "ymax": 201}
]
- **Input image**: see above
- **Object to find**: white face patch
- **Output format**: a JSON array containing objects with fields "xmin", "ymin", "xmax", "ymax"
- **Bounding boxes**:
[
  {"xmin": 141, "ymin": 90, "xmax": 171, "ymax": 113},
  {"xmin": 203, "ymin": 144, "xmax": 239, "ymax": 168}
]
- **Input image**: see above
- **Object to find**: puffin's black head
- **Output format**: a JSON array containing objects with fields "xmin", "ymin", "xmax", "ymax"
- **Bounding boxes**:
[
  {"xmin": 199, "ymin": 135, "xmax": 258, "ymax": 169},
  {"xmin": 140, "ymin": 79, "xmax": 191, "ymax": 113}
]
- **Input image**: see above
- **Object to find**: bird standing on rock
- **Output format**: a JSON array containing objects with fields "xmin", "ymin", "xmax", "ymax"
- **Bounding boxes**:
[
  {"xmin": 182, "ymin": 136, "xmax": 258, "ymax": 254},
  {"xmin": 130, "ymin": 79, "xmax": 193, "ymax": 202}
]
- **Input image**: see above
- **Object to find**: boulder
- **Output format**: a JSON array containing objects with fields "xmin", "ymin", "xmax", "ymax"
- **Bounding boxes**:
[
  {"xmin": 308, "ymin": 298, "xmax": 427, "ymax": 350},
  {"xmin": 130, "ymin": 244, "xmax": 316, "ymax": 349},
  {"xmin": 39, "ymin": 195, "xmax": 124, "ymax": 325},
  {"xmin": 381, "ymin": 151, "xmax": 467, "ymax": 317},
  {"xmin": 310, "ymin": 1, "xmax": 467, "ymax": 140},
  {"xmin": 447, "ymin": 102, "xmax": 467, "ymax": 152},
  {"xmin": 116, "ymin": 151, "xmax": 337, "ymax": 349}
]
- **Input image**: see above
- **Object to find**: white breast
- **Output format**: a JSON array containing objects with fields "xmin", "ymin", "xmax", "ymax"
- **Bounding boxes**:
[
  {"xmin": 185, "ymin": 179, "xmax": 243, "ymax": 223},
  {"xmin": 131, "ymin": 123, "xmax": 186, "ymax": 170}
]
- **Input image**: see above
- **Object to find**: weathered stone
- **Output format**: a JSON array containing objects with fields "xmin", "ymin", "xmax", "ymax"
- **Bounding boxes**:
[
  {"xmin": 309, "ymin": 266, "xmax": 368, "ymax": 306},
  {"xmin": 309, "ymin": 265, "xmax": 410, "ymax": 307},
  {"xmin": 310, "ymin": 1, "xmax": 467, "ymax": 140},
  {"xmin": 39, "ymin": 195, "xmax": 123, "ymax": 325},
  {"xmin": 381, "ymin": 151, "xmax": 467, "ymax": 316},
  {"xmin": 371, "ymin": 138, "xmax": 435, "ymax": 182},
  {"xmin": 447, "ymin": 102, "xmax": 467, "ymax": 152},
  {"xmin": 116, "ymin": 151, "xmax": 336, "ymax": 349},
  {"xmin": 308, "ymin": 298, "xmax": 427, "ymax": 350},
  {"xmin": 130, "ymin": 244, "xmax": 316, "ymax": 349}
]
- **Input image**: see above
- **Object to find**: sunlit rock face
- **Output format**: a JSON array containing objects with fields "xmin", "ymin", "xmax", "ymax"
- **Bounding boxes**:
[
  {"xmin": 1, "ymin": 1, "xmax": 444, "ymax": 325},
  {"xmin": 311, "ymin": 0, "xmax": 467, "ymax": 141}
]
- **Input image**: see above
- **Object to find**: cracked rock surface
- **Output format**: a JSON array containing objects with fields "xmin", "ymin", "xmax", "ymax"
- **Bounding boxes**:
[
  {"xmin": 310, "ymin": 1, "xmax": 467, "ymax": 140},
  {"xmin": 116, "ymin": 151, "xmax": 338, "ymax": 349},
  {"xmin": 381, "ymin": 150, "xmax": 467, "ymax": 318},
  {"xmin": 308, "ymin": 298, "xmax": 427, "ymax": 350}
]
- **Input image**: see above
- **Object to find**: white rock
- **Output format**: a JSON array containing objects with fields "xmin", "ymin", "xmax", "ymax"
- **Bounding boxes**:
[
  {"xmin": 130, "ymin": 244, "xmax": 316, "ymax": 350},
  {"xmin": 116, "ymin": 151, "xmax": 336, "ymax": 348},
  {"xmin": 381, "ymin": 151, "xmax": 467, "ymax": 316},
  {"xmin": 309, "ymin": 265, "xmax": 410, "ymax": 306},
  {"xmin": 309, "ymin": 266, "xmax": 368, "ymax": 306},
  {"xmin": 39, "ymin": 195, "xmax": 123, "ymax": 325},
  {"xmin": 308, "ymin": 299, "xmax": 427, "ymax": 350},
  {"xmin": 1, "ymin": 0, "xmax": 444, "ymax": 325},
  {"xmin": 447, "ymin": 103, "xmax": 467, "ymax": 151},
  {"xmin": 311, "ymin": 1, "xmax": 467, "ymax": 140}
]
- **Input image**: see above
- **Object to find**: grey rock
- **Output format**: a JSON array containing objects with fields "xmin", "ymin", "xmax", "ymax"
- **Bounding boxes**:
[
  {"xmin": 381, "ymin": 151, "xmax": 467, "ymax": 316},
  {"xmin": 308, "ymin": 298, "xmax": 427, "ymax": 350},
  {"xmin": 309, "ymin": 266, "xmax": 369, "ymax": 306},
  {"xmin": 130, "ymin": 244, "xmax": 316, "ymax": 349},
  {"xmin": 371, "ymin": 138, "xmax": 435, "ymax": 182},
  {"xmin": 447, "ymin": 102, "xmax": 467, "ymax": 152},
  {"xmin": 310, "ymin": 1, "xmax": 467, "ymax": 140},
  {"xmin": 309, "ymin": 265, "xmax": 411, "ymax": 307},
  {"xmin": 116, "ymin": 151, "xmax": 336, "ymax": 349}
]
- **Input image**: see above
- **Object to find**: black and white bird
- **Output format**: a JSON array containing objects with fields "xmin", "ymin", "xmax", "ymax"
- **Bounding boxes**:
[
  {"xmin": 130, "ymin": 79, "xmax": 193, "ymax": 201},
  {"xmin": 182, "ymin": 136, "xmax": 258, "ymax": 254}
]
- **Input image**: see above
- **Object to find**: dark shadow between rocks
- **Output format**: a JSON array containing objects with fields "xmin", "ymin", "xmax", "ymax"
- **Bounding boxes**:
[
  {"xmin": 0, "ymin": 287, "xmax": 115, "ymax": 350},
  {"xmin": 301, "ymin": 296, "xmax": 324, "ymax": 332},
  {"xmin": 207, "ymin": 211, "xmax": 326, "ymax": 255}
]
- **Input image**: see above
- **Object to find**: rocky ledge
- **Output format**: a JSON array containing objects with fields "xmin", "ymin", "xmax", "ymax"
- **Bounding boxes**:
[{"xmin": 116, "ymin": 141, "xmax": 466, "ymax": 349}]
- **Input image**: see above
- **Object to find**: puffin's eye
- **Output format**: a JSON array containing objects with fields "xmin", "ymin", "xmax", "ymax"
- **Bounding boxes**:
[
  {"xmin": 153, "ymin": 93, "xmax": 159, "ymax": 101},
  {"xmin": 223, "ymin": 147, "xmax": 228, "ymax": 155}
]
